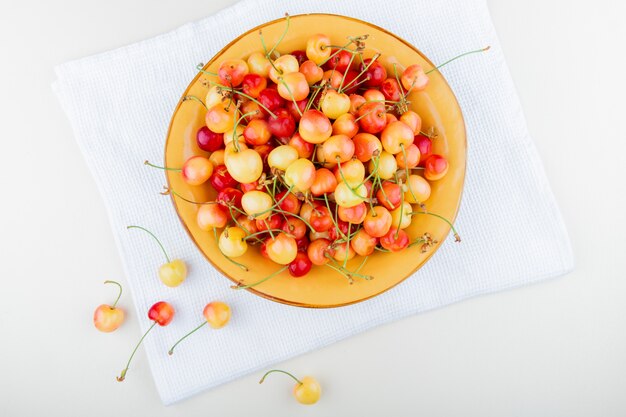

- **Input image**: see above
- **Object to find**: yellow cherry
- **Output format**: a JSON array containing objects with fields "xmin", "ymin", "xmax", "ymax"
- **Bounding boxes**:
[
  {"xmin": 334, "ymin": 181, "xmax": 367, "ymax": 208},
  {"xmin": 390, "ymin": 201, "xmax": 413, "ymax": 229},
  {"xmin": 224, "ymin": 148, "xmax": 263, "ymax": 184},
  {"xmin": 268, "ymin": 145, "xmax": 299, "ymax": 171},
  {"xmin": 284, "ymin": 158, "xmax": 316, "ymax": 192},
  {"xmin": 218, "ymin": 227, "xmax": 248, "ymax": 257},
  {"xmin": 168, "ymin": 301, "xmax": 232, "ymax": 355},
  {"xmin": 93, "ymin": 280, "xmax": 125, "ymax": 333},
  {"xmin": 259, "ymin": 369, "xmax": 321, "ymax": 405},
  {"xmin": 241, "ymin": 190, "xmax": 273, "ymax": 220},
  {"xmin": 404, "ymin": 174, "xmax": 431, "ymax": 203}
]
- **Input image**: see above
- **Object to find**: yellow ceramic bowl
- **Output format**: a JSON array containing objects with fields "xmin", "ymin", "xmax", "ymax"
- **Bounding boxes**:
[{"xmin": 165, "ymin": 14, "xmax": 466, "ymax": 308}]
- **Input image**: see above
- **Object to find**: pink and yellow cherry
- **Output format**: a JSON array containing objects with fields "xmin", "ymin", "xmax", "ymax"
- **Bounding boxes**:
[
  {"xmin": 197, "ymin": 203, "xmax": 229, "ymax": 231},
  {"xmin": 243, "ymin": 119, "xmax": 271, "ymax": 145},
  {"xmin": 380, "ymin": 228, "xmax": 410, "ymax": 252},
  {"xmin": 241, "ymin": 73, "xmax": 267, "ymax": 98},
  {"xmin": 289, "ymin": 252, "xmax": 312, "ymax": 277},
  {"xmin": 369, "ymin": 150, "xmax": 397, "ymax": 180},
  {"xmin": 224, "ymin": 147, "xmax": 263, "ymax": 184},
  {"xmin": 332, "ymin": 113, "xmax": 359, "ymax": 138},
  {"xmin": 305, "ymin": 33, "xmax": 331, "ymax": 64},
  {"xmin": 322, "ymin": 69, "xmax": 343, "ymax": 90},
  {"xmin": 334, "ymin": 181, "xmax": 367, "ymax": 208},
  {"xmin": 196, "ymin": 126, "xmax": 224, "ymax": 152},
  {"xmin": 206, "ymin": 104, "xmax": 236, "ymax": 133},
  {"xmin": 266, "ymin": 233, "xmax": 298, "ymax": 265},
  {"xmin": 386, "ymin": 113, "xmax": 398, "ymax": 124},
  {"xmin": 322, "ymin": 134, "xmax": 354, "ymax": 164},
  {"xmin": 299, "ymin": 60, "xmax": 324, "ymax": 85},
  {"xmin": 320, "ymin": 90, "xmax": 351, "ymax": 119},
  {"xmin": 423, "ymin": 154, "xmax": 449, "ymax": 181},
  {"xmin": 93, "ymin": 280, "xmax": 125, "ymax": 333},
  {"xmin": 168, "ymin": 301, "xmax": 231, "ymax": 355},
  {"xmin": 334, "ymin": 159, "xmax": 365, "ymax": 187},
  {"xmin": 363, "ymin": 206, "xmax": 392, "ymax": 237},
  {"xmin": 357, "ymin": 102, "xmax": 387, "ymax": 134},
  {"xmin": 259, "ymin": 369, "xmax": 322, "ymax": 405},
  {"xmin": 353, "ymin": 133, "xmax": 382, "ymax": 162},
  {"xmin": 117, "ymin": 301, "xmax": 174, "ymax": 381},
  {"xmin": 275, "ymin": 190, "xmax": 301, "ymax": 216},
  {"xmin": 277, "ymin": 71, "xmax": 310, "ymax": 101},
  {"xmin": 288, "ymin": 133, "xmax": 314, "ymax": 159},
  {"xmin": 307, "ymin": 238, "xmax": 333, "ymax": 265},
  {"xmin": 332, "ymin": 241, "xmax": 356, "ymax": 263},
  {"xmin": 363, "ymin": 88, "xmax": 385, "ymax": 103},
  {"xmin": 414, "ymin": 134, "xmax": 433, "ymax": 165},
  {"xmin": 241, "ymin": 190, "xmax": 273, "ymax": 220},
  {"xmin": 127, "ymin": 225, "xmax": 187, "ymax": 287},
  {"xmin": 400, "ymin": 110, "xmax": 422, "ymax": 135},
  {"xmin": 376, "ymin": 181, "xmax": 402, "ymax": 210},
  {"xmin": 396, "ymin": 143, "xmax": 420, "ymax": 169},
  {"xmin": 205, "ymin": 85, "xmax": 227, "ymax": 109},
  {"xmin": 310, "ymin": 167, "xmax": 337, "ymax": 196},
  {"xmin": 390, "ymin": 201, "xmax": 413, "ymax": 230},
  {"xmin": 218, "ymin": 226, "xmax": 248, "ymax": 257},
  {"xmin": 247, "ymin": 51, "xmax": 272, "ymax": 77},
  {"xmin": 282, "ymin": 217, "xmax": 307, "ymax": 240},
  {"xmin": 237, "ymin": 214, "xmax": 258, "ymax": 235},
  {"xmin": 284, "ymin": 158, "xmax": 316, "ymax": 192},
  {"xmin": 269, "ymin": 54, "xmax": 299, "ymax": 84},
  {"xmin": 182, "ymin": 156, "xmax": 213, "ymax": 186},
  {"xmin": 268, "ymin": 145, "xmax": 299, "ymax": 171},
  {"xmin": 338, "ymin": 202, "xmax": 367, "ymax": 224},
  {"xmin": 350, "ymin": 229, "xmax": 377, "ymax": 256},
  {"xmin": 401, "ymin": 64, "xmax": 429, "ymax": 92},
  {"xmin": 241, "ymin": 100, "xmax": 265, "ymax": 122},
  {"xmin": 404, "ymin": 174, "xmax": 431, "ymax": 203},
  {"xmin": 218, "ymin": 59, "xmax": 249, "ymax": 87},
  {"xmin": 299, "ymin": 110, "xmax": 333, "ymax": 144},
  {"xmin": 381, "ymin": 121, "xmax": 414, "ymax": 154},
  {"xmin": 349, "ymin": 94, "xmax": 366, "ymax": 115}
]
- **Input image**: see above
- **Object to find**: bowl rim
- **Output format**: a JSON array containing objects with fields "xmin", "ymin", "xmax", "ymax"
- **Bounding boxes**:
[{"xmin": 164, "ymin": 12, "xmax": 467, "ymax": 308}]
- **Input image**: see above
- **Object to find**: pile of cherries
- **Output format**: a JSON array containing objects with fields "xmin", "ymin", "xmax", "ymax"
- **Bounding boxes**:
[{"xmin": 161, "ymin": 22, "xmax": 462, "ymax": 286}]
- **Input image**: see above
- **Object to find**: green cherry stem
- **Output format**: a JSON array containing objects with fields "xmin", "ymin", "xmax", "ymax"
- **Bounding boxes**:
[
  {"xmin": 117, "ymin": 321, "xmax": 157, "ymax": 382},
  {"xmin": 232, "ymin": 266, "xmax": 288, "ymax": 290},
  {"xmin": 127, "ymin": 225, "xmax": 171, "ymax": 263},
  {"xmin": 213, "ymin": 228, "xmax": 249, "ymax": 271},
  {"xmin": 182, "ymin": 95, "xmax": 208, "ymax": 110},
  {"xmin": 425, "ymin": 46, "xmax": 491, "ymax": 75},
  {"xmin": 259, "ymin": 369, "xmax": 302, "ymax": 385},
  {"xmin": 195, "ymin": 63, "xmax": 218, "ymax": 77},
  {"xmin": 168, "ymin": 321, "xmax": 207, "ymax": 355},
  {"xmin": 243, "ymin": 229, "xmax": 287, "ymax": 241},
  {"xmin": 103, "ymin": 280, "xmax": 123, "ymax": 309},
  {"xmin": 408, "ymin": 211, "xmax": 461, "ymax": 242},
  {"xmin": 144, "ymin": 160, "xmax": 181, "ymax": 172},
  {"xmin": 266, "ymin": 13, "xmax": 290, "ymax": 59}
]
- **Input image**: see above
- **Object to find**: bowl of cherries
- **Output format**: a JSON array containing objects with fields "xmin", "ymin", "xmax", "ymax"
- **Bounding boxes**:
[{"xmin": 160, "ymin": 13, "xmax": 476, "ymax": 308}]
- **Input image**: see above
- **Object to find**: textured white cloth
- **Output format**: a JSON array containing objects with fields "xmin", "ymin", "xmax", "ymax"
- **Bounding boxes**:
[{"xmin": 53, "ymin": 0, "xmax": 573, "ymax": 405}]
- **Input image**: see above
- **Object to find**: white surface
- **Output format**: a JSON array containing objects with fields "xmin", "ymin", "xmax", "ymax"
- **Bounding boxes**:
[
  {"xmin": 0, "ymin": 0, "xmax": 624, "ymax": 415},
  {"xmin": 52, "ymin": 0, "xmax": 573, "ymax": 405}
]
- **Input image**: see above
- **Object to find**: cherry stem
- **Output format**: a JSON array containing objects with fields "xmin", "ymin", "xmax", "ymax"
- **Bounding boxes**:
[
  {"xmin": 196, "ymin": 63, "xmax": 218, "ymax": 77},
  {"xmin": 168, "ymin": 321, "xmax": 207, "ymax": 355},
  {"xmin": 375, "ymin": 246, "xmax": 391, "ymax": 252},
  {"xmin": 408, "ymin": 211, "xmax": 461, "ymax": 242},
  {"xmin": 104, "ymin": 280, "xmax": 123, "ymax": 309},
  {"xmin": 144, "ymin": 160, "xmax": 181, "ymax": 172},
  {"xmin": 232, "ymin": 266, "xmax": 288, "ymax": 290},
  {"xmin": 259, "ymin": 369, "xmax": 302, "ymax": 385},
  {"xmin": 258, "ymin": 30, "xmax": 269, "ymax": 56},
  {"xmin": 266, "ymin": 13, "xmax": 290, "ymax": 59},
  {"xmin": 305, "ymin": 81, "xmax": 324, "ymax": 112},
  {"xmin": 337, "ymin": 52, "xmax": 357, "ymax": 93},
  {"xmin": 116, "ymin": 321, "xmax": 157, "ymax": 382},
  {"xmin": 162, "ymin": 186, "xmax": 216, "ymax": 205},
  {"xmin": 213, "ymin": 228, "xmax": 249, "ymax": 271},
  {"xmin": 127, "ymin": 225, "xmax": 171, "ymax": 263},
  {"xmin": 354, "ymin": 256, "xmax": 369, "ymax": 274},
  {"xmin": 319, "ymin": 39, "xmax": 353, "ymax": 66},
  {"xmin": 425, "ymin": 46, "xmax": 491, "ymax": 75},
  {"xmin": 182, "ymin": 95, "xmax": 207, "ymax": 110},
  {"xmin": 244, "ymin": 229, "xmax": 286, "ymax": 241}
]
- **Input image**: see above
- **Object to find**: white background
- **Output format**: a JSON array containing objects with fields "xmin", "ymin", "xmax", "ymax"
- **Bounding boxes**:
[{"xmin": 1, "ymin": 0, "xmax": 625, "ymax": 415}]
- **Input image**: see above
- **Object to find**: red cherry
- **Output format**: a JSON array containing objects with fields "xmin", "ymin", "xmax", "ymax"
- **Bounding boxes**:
[
  {"xmin": 323, "ymin": 49, "xmax": 352, "ymax": 72},
  {"xmin": 295, "ymin": 235, "xmax": 310, "ymax": 252},
  {"xmin": 260, "ymin": 240, "xmax": 271, "ymax": 259},
  {"xmin": 340, "ymin": 70, "xmax": 360, "ymax": 95},
  {"xmin": 291, "ymin": 49, "xmax": 308, "ymax": 66},
  {"xmin": 210, "ymin": 165, "xmax": 238, "ymax": 191},
  {"xmin": 276, "ymin": 190, "xmax": 302, "ymax": 215},
  {"xmin": 329, "ymin": 219, "xmax": 351, "ymax": 241},
  {"xmin": 256, "ymin": 213, "xmax": 284, "ymax": 232},
  {"xmin": 282, "ymin": 217, "xmax": 307, "ymax": 239},
  {"xmin": 414, "ymin": 134, "xmax": 433, "ymax": 165},
  {"xmin": 310, "ymin": 205, "xmax": 333, "ymax": 232},
  {"xmin": 258, "ymin": 88, "xmax": 285, "ymax": 115},
  {"xmin": 358, "ymin": 102, "xmax": 387, "ymax": 134},
  {"xmin": 380, "ymin": 228, "xmax": 410, "ymax": 252},
  {"xmin": 196, "ymin": 126, "xmax": 224, "ymax": 152},
  {"xmin": 286, "ymin": 99, "xmax": 307, "ymax": 122},
  {"xmin": 361, "ymin": 58, "xmax": 387, "ymax": 87},
  {"xmin": 380, "ymin": 78, "xmax": 401, "ymax": 102},
  {"xmin": 241, "ymin": 74, "xmax": 267, "ymax": 99},
  {"xmin": 288, "ymin": 252, "xmax": 312, "ymax": 277},
  {"xmin": 240, "ymin": 181, "xmax": 258, "ymax": 193},
  {"xmin": 148, "ymin": 301, "xmax": 175, "ymax": 326},
  {"xmin": 217, "ymin": 187, "xmax": 243, "ymax": 209},
  {"xmin": 267, "ymin": 108, "xmax": 296, "ymax": 140}
]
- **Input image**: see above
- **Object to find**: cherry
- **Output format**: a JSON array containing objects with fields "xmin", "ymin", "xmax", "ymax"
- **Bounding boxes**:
[
  {"xmin": 349, "ymin": 94, "xmax": 366, "ymax": 115},
  {"xmin": 241, "ymin": 99, "xmax": 265, "ymax": 122},
  {"xmin": 247, "ymin": 51, "xmax": 271, "ymax": 78},
  {"xmin": 168, "ymin": 301, "xmax": 231, "ymax": 355},
  {"xmin": 332, "ymin": 241, "xmax": 356, "ymax": 263},
  {"xmin": 376, "ymin": 181, "xmax": 402, "ymax": 210},
  {"xmin": 405, "ymin": 174, "xmax": 431, "ymax": 203},
  {"xmin": 307, "ymin": 238, "xmax": 334, "ymax": 265},
  {"xmin": 306, "ymin": 33, "xmax": 331, "ymax": 64},
  {"xmin": 332, "ymin": 113, "xmax": 359, "ymax": 138},
  {"xmin": 217, "ymin": 187, "xmax": 243, "ymax": 209},
  {"xmin": 396, "ymin": 143, "xmax": 420, "ymax": 169},
  {"xmin": 380, "ymin": 121, "xmax": 414, "ymax": 154},
  {"xmin": 127, "ymin": 225, "xmax": 187, "ymax": 288},
  {"xmin": 218, "ymin": 59, "xmax": 249, "ymax": 87},
  {"xmin": 296, "ymin": 236, "xmax": 310, "ymax": 252},
  {"xmin": 288, "ymin": 252, "xmax": 312, "ymax": 277},
  {"xmin": 241, "ymin": 73, "xmax": 267, "ymax": 98},
  {"xmin": 350, "ymin": 229, "xmax": 377, "ymax": 256},
  {"xmin": 268, "ymin": 145, "xmax": 299, "ymax": 171},
  {"xmin": 334, "ymin": 181, "xmax": 367, "ymax": 208},
  {"xmin": 288, "ymin": 133, "xmax": 314, "ymax": 159},
  {"xmin": 361, "ymin": 58, "xmax": 387, "ymax": 87},
  {"xmin": 310, "ymin": 167, "xmax": 337, "ymax": 196},
  {"xmin": 286, "ymin": 99, "xmax": 307, "ymax": 122},
  {"xmin": 243, "ymin": 119, "xmax": 271, "ymax": 145},
  {"xmin": 253, "ymin": 144, "xmax": 274, "ymax": 171},
  {"xmin": 322, "ymin": 69, "xmax": 343, "ymax": 90},
  {"xmin": 299, "ymin": 110, "xmax": 333, "ymax": 144},
  {"xmin": 284, "ymin": 158, "xmax": 316, "ymax": 192},
  {"xmin": 241, "ymin": 190, "xmax": 273, "ymax": 220},
  {"xmin": 322, "ymin": 134, "xmax": 354, "ymax": 163},
  {"xmin": 277, "ymin": 71, "xmax": 310, "ymax": 101},
  {"xmin": 149, "ymin": 156, "xmax": 212, "ymax": 186},
  {"xmin": 320, "ymin": 90, "xmax": 351, "ymax": 120},
  {"xmin": 413, "ymin": 134, "xmax": 433, "ymax": 165},
  {"xmin": 196, "ymin": 126, "xmax": 224, "ymax": 152},
  {"xmin": 258, "ymin": 88, "xmax": 285, "ymax": 115},
  {"xmin": 369, "ymin": 151, "xmax": 397, "ymax": 180},
  {"xmin": 266, "ymin": 233, "xmax": 298, "ymax": 264},
  {"xmin": 282, "ymin": 217, "xmax": 307, "ymax": 239},
  {"xmin": 210, "ymin": 165, "xmax": 238, "ymax": 191},
  {"xmin": 209, "ymin": 150, "xmax": 225, "ymax": 167},
  {"xmin": 363, "ymin": 206, "xmax": 392, "ymax": 237},
  {"xmin": 338, "ymin": 202, "xmax": 367, "ymax": 224},
  {"xmin": 197, "ymin": 203, "xmax": 229, "ymax": 231},
  {"xmin": 391, "ymin": 201, "xmax": 413, "ymax": 230},
  {"xmin": 340, "ymin": 70, "xmax": 361, "ymax": 95},
  {"xmin": 400, "ymin": 111, "xmax": 422, "ymax": 135},
  {"xmin": 205, "ymin": 104, "xmax": 236, "ymax": 133},
  {"xmin": 300, "ymin": 60, "xmax": 324, "ymax": 85},
  {"xmin": 290, "ymin": 49, "xmax": 307, "ymax": 66},
  {"xmin": 275, "ymin": 189, "xmax": 301, "ymax": 215},
  {"xmin": 380, "ymin": 228, "xmax": 410, "ymax": 252},
  {"xmin": 380, "ymin": 78, "xmax": 401, "ymax": 101},
  {"xmin": 400, "ymin": 64, "xmax": 429, "ymax": 92},
  {"xmin": 329, "ymin": 219, "xmax": 350, "ymax": 241},
  {"xmin": 363, "ymin": 88, "xmax": 385, "ymax": 103},
  {"xmin": 357, "ymin": 102, "xmax": 387, "ymax": 134},
  {"xmin": 259, "ymin": 369, "xmax": 321, "ymax": 405},
  {"xmin": 423, "ymin": 154, "xmax": 449, "ymax": 181},
  {"xmin": 267, "ymin": 108, "xmax": 296, "ymax": 140},
  {"xmin": 323, "ymin": 48, "xmax": 352, "ymax": 72},
  {"xmin": 93, "ymin": 280, "xmax": 125, "ymax": 333},
  {"xmin": 117, "ymin": 301, "xmax": 174, "ymax": 381},
  {"xmin": 353, "ymin": 132, "xmax": 382, "ymax": 162},
  {"xmin": 224, "ymin": 147, "xmax": 264, "ymax": 184},
  {"xmin": 269, "ymin": 54, "xmax": 299, "ymax": 84},
  {"xmin": 218, "ymin": 226, "xmax": 248, "ymax": 257},
  {"xmin": 334, "ymin": 159, "xmax": 365, "ymax": 187},
  {"xmin": 310, "ymin": 205, "xmax": 333, "ymax": 232}
]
